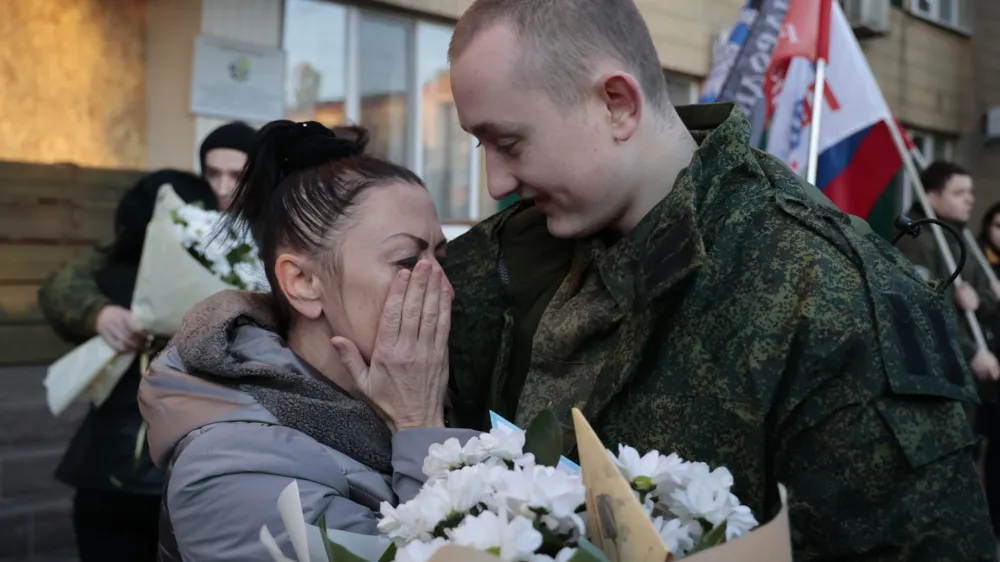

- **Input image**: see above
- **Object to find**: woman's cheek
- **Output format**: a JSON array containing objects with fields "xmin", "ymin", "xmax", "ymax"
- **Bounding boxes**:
[{"xmin": 358, "ymin": 270, "xmax": 398, "ymax": 360}]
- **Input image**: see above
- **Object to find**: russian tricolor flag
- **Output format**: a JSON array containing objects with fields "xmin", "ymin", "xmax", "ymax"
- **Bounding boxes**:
[{"xmin": 764, "ymin": 0, "xmax": 909, "ymax": 218}]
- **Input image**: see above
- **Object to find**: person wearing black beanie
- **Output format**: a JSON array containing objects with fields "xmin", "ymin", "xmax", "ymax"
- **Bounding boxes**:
[{"xmin": 198, "ymin": 121, "xmax": 256, "ymax": 210}]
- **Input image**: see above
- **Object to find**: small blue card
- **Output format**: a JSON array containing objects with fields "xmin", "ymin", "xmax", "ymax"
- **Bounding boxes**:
[{"xmin": 489, "ymin": 410, "xmax": 581, "ymax": 474}]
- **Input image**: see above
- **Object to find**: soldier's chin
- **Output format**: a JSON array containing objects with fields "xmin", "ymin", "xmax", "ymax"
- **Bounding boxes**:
[{"xmin": 543, "ymin": 210, "xmax": 592, "ymax": 239}]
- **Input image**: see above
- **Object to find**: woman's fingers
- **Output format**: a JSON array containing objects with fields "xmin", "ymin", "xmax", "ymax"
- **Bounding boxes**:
[
  {"xmin": 435, "ymin": 275, "xmax": 452, "ymax": 354},
  {"xmin": 376, "ymin": 269, "xmax": 411, "ymax": 348},
  {"xmin": 331, "ymin": 336, "xmax": 368, "ymax": 388},
  {"xmin": 398, "ymin": 261, "xmax": 431, "ymax": 344},
  {"xmin": 418, "ymin": 266, "xmax": 442, "ymax": 344}
]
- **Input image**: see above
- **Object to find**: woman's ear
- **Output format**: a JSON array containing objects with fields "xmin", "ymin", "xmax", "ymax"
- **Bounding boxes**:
[{"xmin": 274, "ymin": 253, "xmax": 324, "ymax": 319}]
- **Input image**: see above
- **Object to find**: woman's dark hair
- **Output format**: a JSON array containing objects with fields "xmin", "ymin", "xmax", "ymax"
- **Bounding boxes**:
[
  {"xmin": 223, "ymin": 120, "xmax": 424, "ymax": 332},
  {"xmin": 981, "ymin": 201, "xmax": 1000, "ymax": 249}
]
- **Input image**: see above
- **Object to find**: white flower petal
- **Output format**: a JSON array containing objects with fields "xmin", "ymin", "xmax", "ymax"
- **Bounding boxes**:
[{"xmin": 395, "ymin": 538, "xmax": 451, "ymax": 562}]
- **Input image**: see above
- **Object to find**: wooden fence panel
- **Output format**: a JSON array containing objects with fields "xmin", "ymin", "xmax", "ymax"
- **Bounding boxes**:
[{"xmin": 0, "ymin": 161, "xmax": 143, "ymax": 365}]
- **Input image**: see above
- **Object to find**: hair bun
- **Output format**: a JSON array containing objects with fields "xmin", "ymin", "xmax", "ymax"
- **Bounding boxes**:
[{"xmin": 264, "ymin": 120, "xmax": 367, "ymax": 178}]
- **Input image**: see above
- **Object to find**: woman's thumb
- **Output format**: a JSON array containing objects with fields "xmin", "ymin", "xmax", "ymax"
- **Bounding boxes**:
[{"xmin": 331, "ymin": 337, "xmax": 366, "ymax": 382}]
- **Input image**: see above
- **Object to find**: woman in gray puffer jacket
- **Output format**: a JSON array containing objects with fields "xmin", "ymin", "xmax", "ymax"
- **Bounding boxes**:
[{"xmin": 138, "ymin": 121, "xmax": 478, "ymax": 561}]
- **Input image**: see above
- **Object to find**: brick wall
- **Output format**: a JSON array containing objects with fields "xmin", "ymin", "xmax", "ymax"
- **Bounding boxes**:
[
  {"xmin": 861, "ymin": 7, "xmax": 974, "ymax": 134},
  {"xmin": 0, "ymin": 366, "xmax": 84, "ymax": 561}
]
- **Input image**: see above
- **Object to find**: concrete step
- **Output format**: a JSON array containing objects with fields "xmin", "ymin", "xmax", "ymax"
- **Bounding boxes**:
[
  {"xmin": 3, "ymin": 549, "xmax": 80, "ymax": 562},
  {"xmin": 0, "ymin": 446, "xmax": 74, "ymax": 505},
  {"xmin": 0, "ymin": 366, "xmax": 81, "ymax": 561},
  {"xmin": 0, "ymin": 497, "xmax": 75, "ymax": 561},
  {"xmin": 0, "ymin": 364, "xmax": 87, "ymax": 450}
]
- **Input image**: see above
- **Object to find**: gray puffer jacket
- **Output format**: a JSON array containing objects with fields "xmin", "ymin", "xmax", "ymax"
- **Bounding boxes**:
[{"xmin": 138, "ymin": 291, "xmax": 479, "ymax": 562}]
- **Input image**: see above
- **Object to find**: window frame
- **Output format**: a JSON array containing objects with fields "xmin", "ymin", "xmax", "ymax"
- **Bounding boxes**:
[
  {"xmin": 283, "ymin": 1, "xmax": 482, "ymax": 222},
  {"xmin": 907, "ymin": 0, "xmax": 973, "ymax": 35},
  {"xmin": 663, "ymin": 70, "xmax": 701, "ymax": 106},
  {"xmin": 900, "ymin": 127, "xmax": 956, "ymax": 211}
]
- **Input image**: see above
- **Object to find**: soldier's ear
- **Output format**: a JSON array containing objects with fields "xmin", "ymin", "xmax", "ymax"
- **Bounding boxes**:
[{"xmin": 595, "ymin": 72, "xmax": 642, "ymax": 143}]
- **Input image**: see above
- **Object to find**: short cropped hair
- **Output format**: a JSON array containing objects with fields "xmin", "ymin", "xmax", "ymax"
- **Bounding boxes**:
[
  {"xmin": 449, "ymin": 0, "xmax": 670, "ymax": 112},
  {"xmin": 921, "ymin": 161, "xmax": 970, "ymax": 194}
]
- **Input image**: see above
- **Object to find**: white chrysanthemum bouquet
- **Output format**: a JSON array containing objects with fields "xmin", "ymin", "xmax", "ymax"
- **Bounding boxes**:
[
  {"xmin": 45, "ymin": 184, "xmax": 266, "ymax": 417},
  {"xmin": 170, "ymin": 204, "xmax": 267, "ymax": 292},
  {"xmin": 261, "ymin": 409, "xmax": 794, "ymax": 562}
]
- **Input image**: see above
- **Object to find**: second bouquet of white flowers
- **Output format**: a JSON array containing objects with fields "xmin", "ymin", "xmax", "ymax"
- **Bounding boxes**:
[{"xmin": 44, "ymin": 184, "xmax": 267, "ymax": 418}]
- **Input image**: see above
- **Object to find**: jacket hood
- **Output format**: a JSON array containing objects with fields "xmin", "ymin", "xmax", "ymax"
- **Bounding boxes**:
[
  {"xmin": 138, "ymin": 291, "xmax": 283, "ymax": 467},
  {"xmin": 139, "ymin": 290, "xmax": 394, "ymax": 473}
]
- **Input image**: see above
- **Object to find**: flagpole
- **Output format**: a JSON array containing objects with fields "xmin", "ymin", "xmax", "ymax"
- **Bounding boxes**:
[
  {"xmin": 805, "ymin": 0, "xmax": 832, "ymax": 185},
  {"xmin": 887, "ymin": 124, "xmax": 990, "ymax": 351}
]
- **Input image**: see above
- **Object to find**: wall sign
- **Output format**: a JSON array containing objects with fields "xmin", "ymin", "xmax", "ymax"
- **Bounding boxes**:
[{"xmin": 191, "ymin": 35, "xmax": 285, "ymax": 123}]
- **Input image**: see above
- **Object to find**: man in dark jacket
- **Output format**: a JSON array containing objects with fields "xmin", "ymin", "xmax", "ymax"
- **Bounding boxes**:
[
  {"xmin": 442, "ymin": 0, "xmax": 996, "ymax": 559},
  {"xmin": 896, "ymin": 160, "xmax": 1000, "ymax": 381},
  {"xmin": 36, "ymin": 122, "xmax": 255, "ymax": 562}
]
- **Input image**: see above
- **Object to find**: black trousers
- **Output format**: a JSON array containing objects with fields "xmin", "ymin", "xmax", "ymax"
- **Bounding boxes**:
[{"xmin": 72, "ymin": 487, "xmax": 160, "ymax": 562}]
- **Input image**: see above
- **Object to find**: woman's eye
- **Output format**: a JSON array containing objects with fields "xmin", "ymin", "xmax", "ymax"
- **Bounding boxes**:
[
  {"xmin": 436, "ymin": 255, "xmax": 448, "ymax": 268},
  {"xmin": 394, "ymin": 257, "xmax": 419, "ymax": 270}
]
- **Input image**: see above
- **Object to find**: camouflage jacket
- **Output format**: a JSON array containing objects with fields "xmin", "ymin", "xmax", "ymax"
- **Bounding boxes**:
[
  {"xmin": 38, "ymin": 248, "xmax": 113, "ymax": 343},
  {"xmin": 444, "ymin": 103, "xmax": 995, "ymax": 561}
]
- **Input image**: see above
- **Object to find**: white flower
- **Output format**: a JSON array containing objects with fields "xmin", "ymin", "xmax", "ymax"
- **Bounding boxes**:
[
  {"xmin": 233, "ymin": 260, "xmax": 268, "ymax": 291},
  {"xmin": 609, "ymin": 445, "xmax": 686, "ymax": 502},
  {"xmin": 394, "ymin": 537, "xmax": 451, "ymax": 562},
  {"xmin": 171, "ymin": 202, "xmax": 266, "ymax": 290},
  {"xmin": 472, "ymin": 428, "xmax": 527, "ymax": 462},
  {"xmin": 379, "ymin": 465, "xmax": 494, "ymax": 542},
  {"xmin": 423, "ymin": 438, "xmax": 468, "ymax": 479},
  {"xmin": 652, "ymin": 517, "xmax": 702, "ymax": 557},
  {"xmin": 722, "ymin": 502, "xmax": 758, "ymax": 540},
  {"xmin": 494, "ymin": 465, "xmax": 586, "ymax": 537},
  {"xmin": 448, "ymin": 510, "xmax": 542, "ymax": 561},
  {"xmin": 667, "ymin": 465, "xmax": 735, "ymax": 526}
]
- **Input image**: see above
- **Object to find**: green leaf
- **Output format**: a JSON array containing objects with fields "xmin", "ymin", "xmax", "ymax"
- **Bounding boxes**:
[
  {"xmin": 567, "ymin": 538, "xmax": 611, "ymax": 562},
  {"xmin": 316, "ymin": 514, "xmax": 369, "ymax": 562},
  {"xmin": 523, "ymin": 409, "xmax": 563, "ymax": 467},
  {"xmin": 687, "ymin": 521, "xmax": 728, "ymax": 555},
  {"xmin": 376, "ymin": 543, "xmax": 397, "ymax": 562}
]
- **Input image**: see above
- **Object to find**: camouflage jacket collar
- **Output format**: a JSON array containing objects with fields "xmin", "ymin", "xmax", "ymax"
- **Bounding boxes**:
[{"xmin": 594, "ymin": 102, "xmax": 754, "ymax": 310}]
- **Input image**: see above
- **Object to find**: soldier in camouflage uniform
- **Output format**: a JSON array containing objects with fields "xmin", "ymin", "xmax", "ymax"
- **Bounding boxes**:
[{"xmin": 443, "ymin": 0, "xmax": 996, "ymax": 560}]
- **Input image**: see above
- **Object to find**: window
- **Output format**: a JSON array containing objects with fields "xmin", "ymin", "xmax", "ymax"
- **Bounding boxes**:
[
  {"xmin": 664, "ymin": 70, "xmax": 700, "ymax": 106},
  {"xmin": 282, "ymin": 0, "xmax": 481, "ymax": 223},
  {"xmin": 908, "ymin": 0, "xmax": 973, "ymax": 33},
  {"xmin": 901, "ymin": 127, "xmax": 957, "ymax": 210}
]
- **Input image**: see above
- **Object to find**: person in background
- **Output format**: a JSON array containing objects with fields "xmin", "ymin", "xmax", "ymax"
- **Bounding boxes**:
[
  {"xmin": 978, "ymin": 201, "xmax": 1000, "ymax": 535},
  {"xmin": 980, "ymin": 201, "xmax": 1000, "ymax": 280},
  {"xmin": 896, "ymin": 161, "xmax": 1000, "ymax": 382},
  {"xmin": 37, "ymin": 173, "xmax": 219, "ymax": 562},
  {"xmin": 36, "ymin": 121, "xmax": 255, "ymax": 562},
  {"xmin": 200, "ymin": 121, "xmax": 257, "ymax": 210}
]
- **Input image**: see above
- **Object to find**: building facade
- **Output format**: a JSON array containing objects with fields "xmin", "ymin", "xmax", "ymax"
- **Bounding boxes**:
[{"xmin": 2, "ymin": 0, "xmax": 996, "ymax": 231}]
